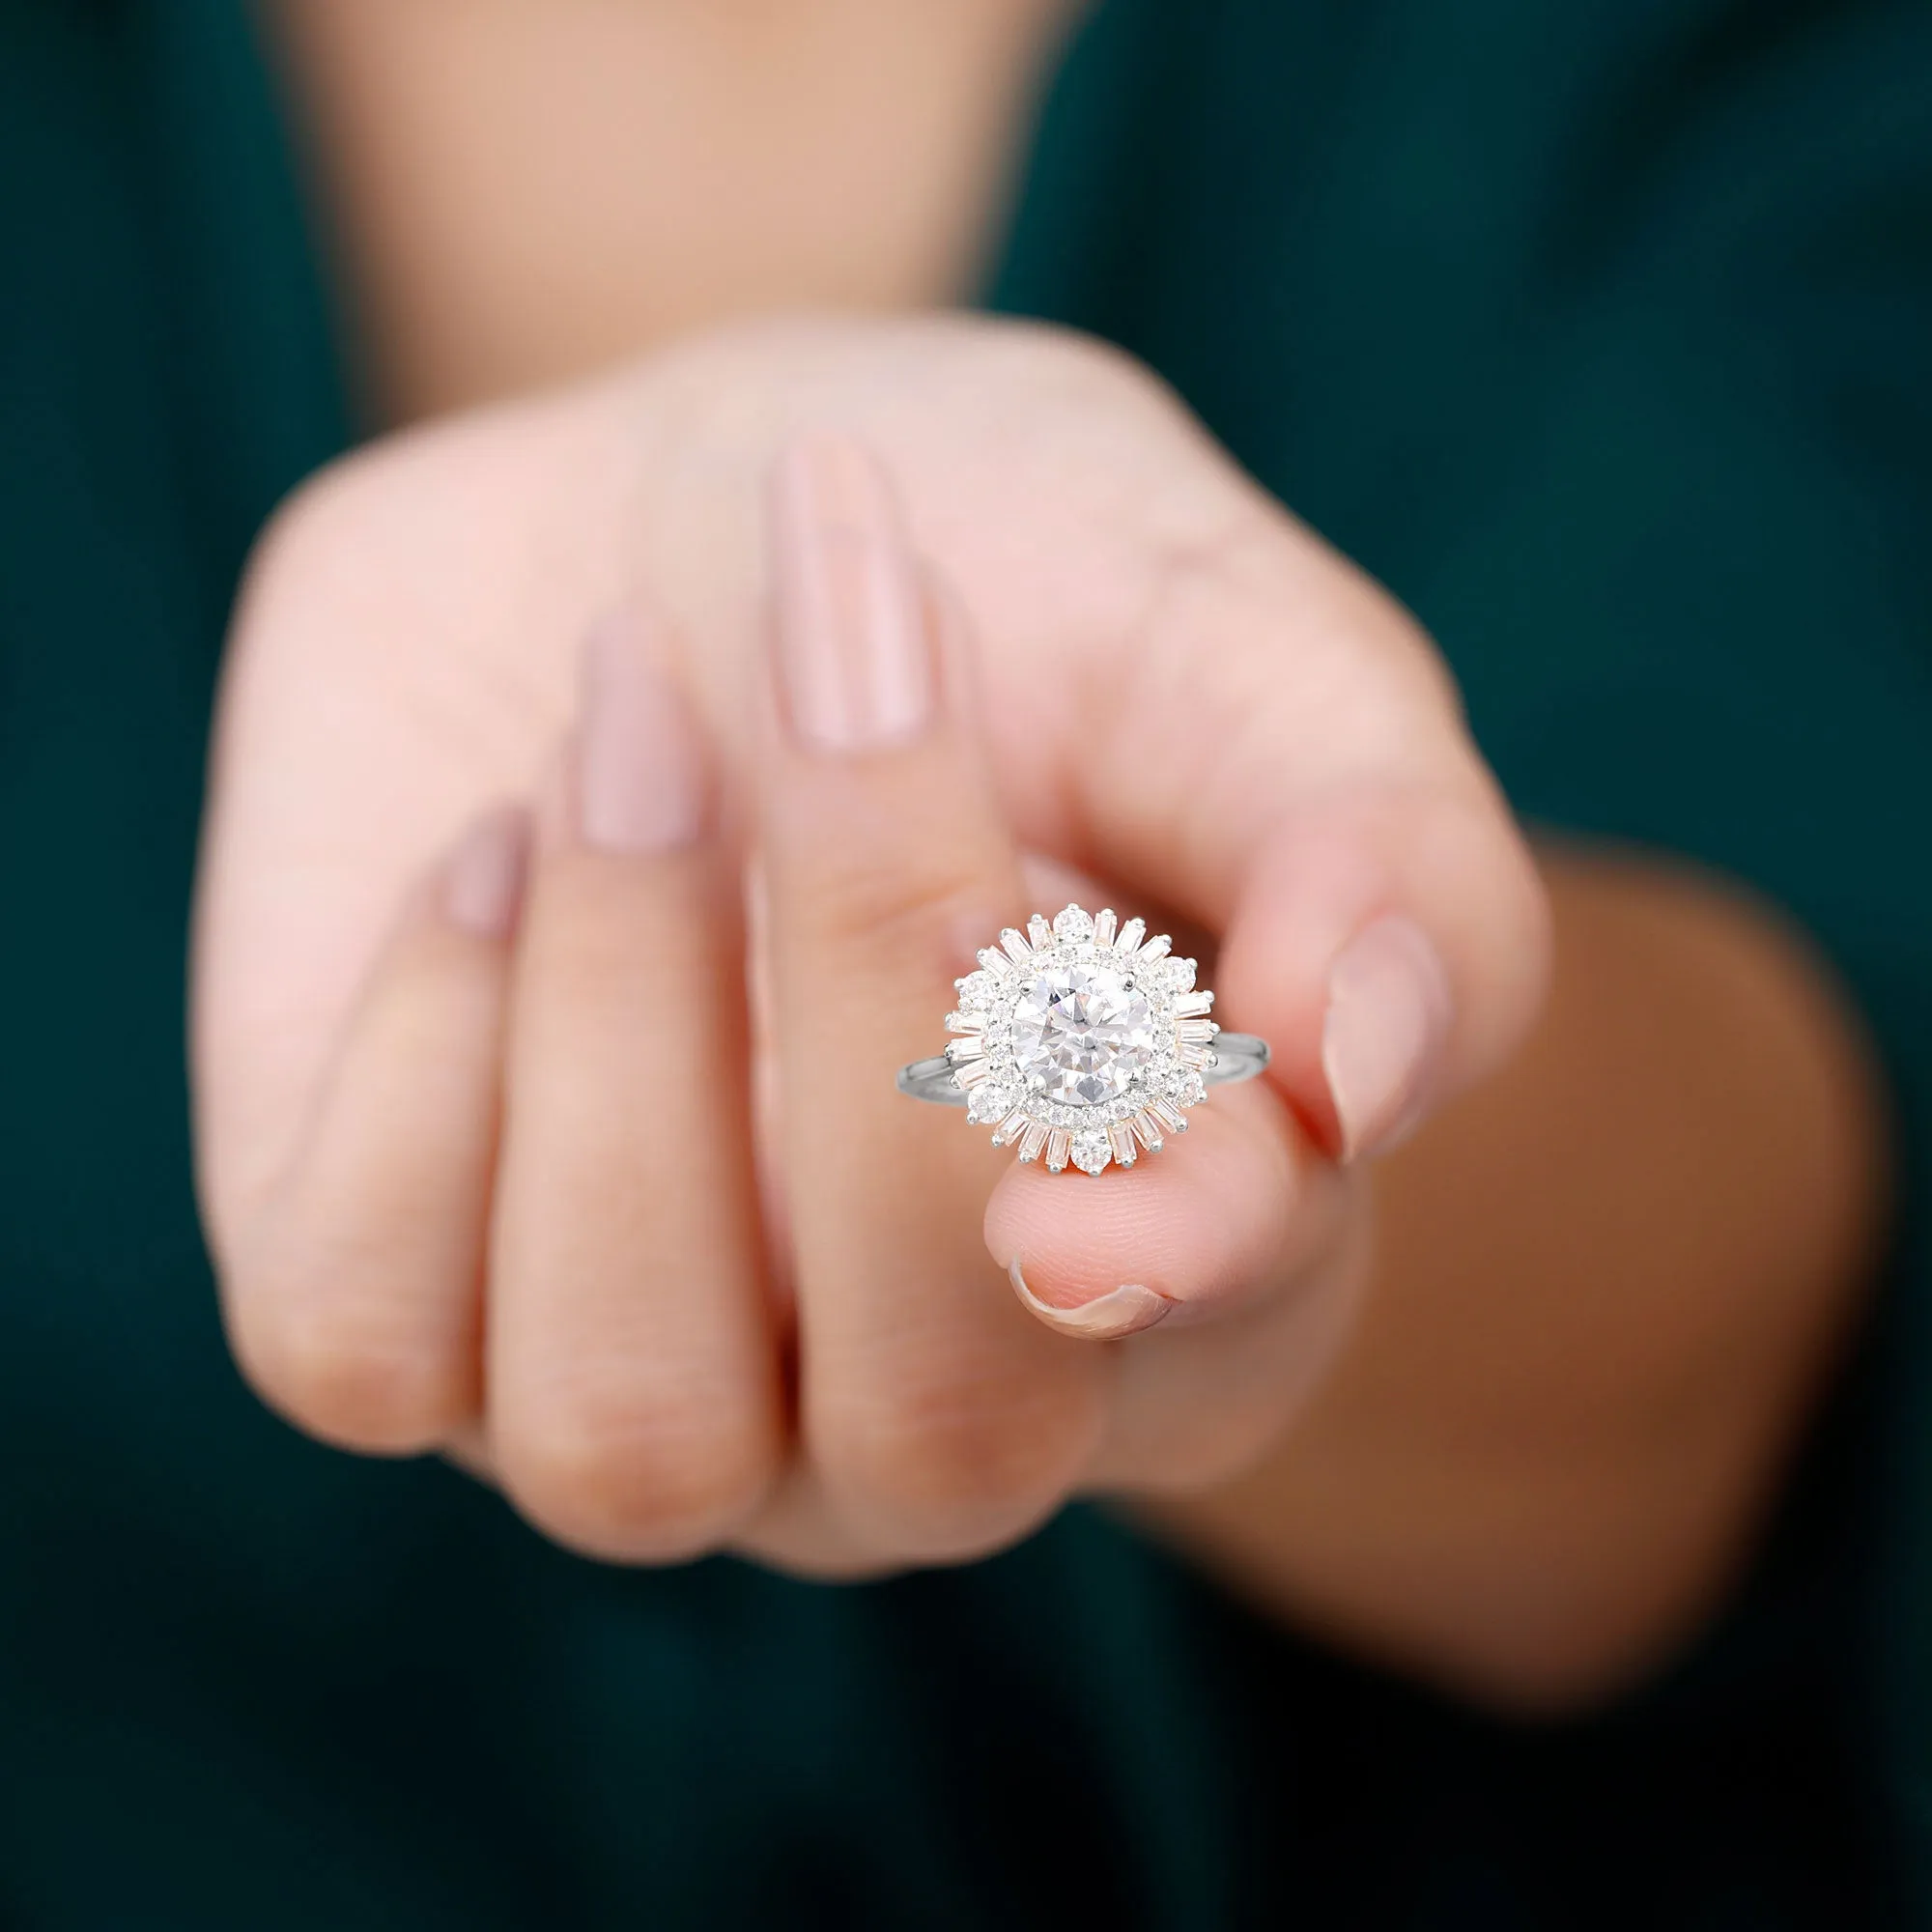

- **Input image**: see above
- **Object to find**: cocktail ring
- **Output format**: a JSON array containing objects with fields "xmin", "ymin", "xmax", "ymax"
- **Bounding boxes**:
[{"xmin": 895, "ymin": 903, "xmax": 1269, "ymax": 1174}]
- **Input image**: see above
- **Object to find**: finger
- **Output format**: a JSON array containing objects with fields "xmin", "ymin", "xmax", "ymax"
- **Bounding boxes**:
[
  {"xmin": 1058, "ymin": 512, "xmax": 1550, "ymax": 1160},
  {"xmin": 221, "ymin": 804, "xmax": 527, "ymax": 1453},
  {"xmin": 984, "ymin": 1075, "xmax": 1325, "ymax": 1338},
  {"xmin": 758, "ymin": 437, "xmax": 1109, "ymax": 1561},
  {"xmin": 487, "ymin": 620, "xmax": 781, "ymax": 1563},
  {"xmin": 731, "ymin": 1462, "xmax": 908, "ymax": 1581},
  {"xmin": 976, "ymin": 923, "xmax": 1368, "ymax": 1490},
  {"xmin": 1096, "ymin": 1182, "xmax": 1371, "ymax": 1491}
]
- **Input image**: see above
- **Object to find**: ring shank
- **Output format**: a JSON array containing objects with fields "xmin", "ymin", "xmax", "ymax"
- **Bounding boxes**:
[{"xmin": 896, "ymin": 1034, "xmax": 1271, "ymax": 1106}]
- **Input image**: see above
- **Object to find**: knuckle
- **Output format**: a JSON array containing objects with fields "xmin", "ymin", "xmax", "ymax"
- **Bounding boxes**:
[
  {"xmin": 231, "ymin": 1246, "xmax": 464, "ymax": 1456},
  {"xmin": 231, "ymin": 446, "xmax": 403, "ymax": 654},
  {"xmin": 815, "ymin": 1366, "xmax": 1100, "ymax": 1555},
  {"xmin": 523, "ymin": 884, "xmax": 651, "ymax": 1009},
  {"xmin": 793, "ymin": 852, "xmax": 997, "ymax": 977},
  {"xmin": 500, "ymin": 1387, "xmax": 775, "ymax": 1564}
]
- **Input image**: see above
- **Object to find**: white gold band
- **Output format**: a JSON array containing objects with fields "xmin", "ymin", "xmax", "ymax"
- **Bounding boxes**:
[{"xmin": 897, "ymin": 1032, "xmax": 1270, "ymax": 1106}]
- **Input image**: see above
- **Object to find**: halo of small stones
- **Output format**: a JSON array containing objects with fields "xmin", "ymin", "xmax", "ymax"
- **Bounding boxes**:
[{"xmin": 941, "ymin": 904, "xmax": 1220, "ymax": 1175}]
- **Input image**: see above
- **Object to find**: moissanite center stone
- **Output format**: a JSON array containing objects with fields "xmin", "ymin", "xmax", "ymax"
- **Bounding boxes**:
[{"xmin": 1011, "ymin": 962, "xmax": 1158, "ymax": 1106}]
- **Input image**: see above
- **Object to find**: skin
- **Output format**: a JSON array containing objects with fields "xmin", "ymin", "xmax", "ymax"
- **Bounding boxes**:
[
  {"xmin": 197, "ymin": 4, "xmax": 1889, "ymax": 1711},
  {"xmin": 1144, "ymin": 853, "xmax": 1885, "ymax": 1707},
  {"xmin": 271, "ymin": 0, "xmax": 1080, "ymax": 415}
]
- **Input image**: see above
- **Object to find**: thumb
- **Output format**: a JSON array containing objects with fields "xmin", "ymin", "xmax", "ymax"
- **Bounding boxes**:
[
  {"xmin": 1220, "ymin": 778, "xmax": 1548, "ymax": 1159},
  {"xmin": 1063, "ymin": 516, "xmax": 1548, "ymax": 1162}
]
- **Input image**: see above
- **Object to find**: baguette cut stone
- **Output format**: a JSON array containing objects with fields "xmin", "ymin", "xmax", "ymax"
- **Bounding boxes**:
[{"xmin": 1011, "ymin": 961, "xmax": 1158, "ymax": 1106}]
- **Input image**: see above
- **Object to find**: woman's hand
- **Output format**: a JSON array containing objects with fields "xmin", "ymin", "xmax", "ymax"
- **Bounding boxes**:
[{"xmin": 192, "ymin": 318, "xmax": 1547, "ymax": 1571}]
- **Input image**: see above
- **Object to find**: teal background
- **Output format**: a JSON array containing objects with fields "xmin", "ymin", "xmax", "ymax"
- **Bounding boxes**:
[{"xmin": 2, "ymin": 0, "xmax": 1928, "ymax": 1922}]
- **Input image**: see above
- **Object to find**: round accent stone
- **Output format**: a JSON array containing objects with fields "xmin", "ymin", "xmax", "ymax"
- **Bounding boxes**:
[
  {"xmin": 1011, "ymin": 961, "xmax": 1161, "ymax": 1107},
  {"xmin": 954, "ymin": 969, "xmax": 1000, "ymax": 1011},
  {"xmin": 1069, "ymin": 1131, "xmax": 1113, "ymax": 1176},
  {"xmin": 967, "ymin": 1081, "xmax": 1019, "ymax": 1124}
]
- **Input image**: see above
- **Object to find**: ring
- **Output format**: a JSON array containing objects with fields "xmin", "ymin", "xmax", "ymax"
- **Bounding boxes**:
[{"xmin": 895, "ymin": 903, "xmax": 1270, "ymax": 1175}]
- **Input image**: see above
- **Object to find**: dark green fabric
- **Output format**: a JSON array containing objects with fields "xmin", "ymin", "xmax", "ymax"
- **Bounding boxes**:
[{"xmin": 0, "ymin": 0, "xmax": 1926, "ymax": 1924}]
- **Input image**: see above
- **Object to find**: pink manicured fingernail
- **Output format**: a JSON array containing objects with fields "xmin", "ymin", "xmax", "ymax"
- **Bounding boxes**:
[
  {"xmin": 1321, "ymin": 913, "xmax": 1454, "ymax": 1162},
  {"xmin": 441, "ymin": 805, "xmax": 530, "ymax": 937},
  {"xmin": 768, "ymin": 436, "xmax": 934, "ymax": 753},
  {"xmin": 1009, "ymin": 1258, "xmax": 1174, "ymax": 1342},
  {"xmin": 575, "ymin": 614, "xmax": 710, "ymax": 852}
]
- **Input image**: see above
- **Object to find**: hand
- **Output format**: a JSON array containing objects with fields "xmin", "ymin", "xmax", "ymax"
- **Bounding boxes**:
[{"xmin": 192, "ymin": 318, "xmax": 1548, "ymax": 1569}]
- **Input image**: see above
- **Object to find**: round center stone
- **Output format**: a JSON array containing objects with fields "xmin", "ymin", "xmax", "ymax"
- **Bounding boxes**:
[{"xmin": 1011, "ymin": 962, "xmax": 1158, "ymax": 1106}]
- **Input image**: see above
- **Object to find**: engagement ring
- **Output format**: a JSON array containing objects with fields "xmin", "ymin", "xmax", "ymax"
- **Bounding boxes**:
[{"xmin": 895, "ymin": 903, "xmax": 1269, "ymax": 1174}]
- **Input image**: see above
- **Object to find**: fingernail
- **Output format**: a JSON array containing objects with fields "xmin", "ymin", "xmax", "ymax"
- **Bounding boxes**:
[
  {"xmin": 1009, "ymin": 1258, "xmax": 1174, "ymax": 1342},
  {"xmin": 575, "ymin": 613, "xmax": 710, "ymax": 852},
  {"xmin": 1321, "ymin": 913, "xmax": 1454, "ymax": 1162},
  {"xmin": 441, "ymin": 805, "xmax": 530, "ymax": 937},
  {"xmin": 768, "ymin": 435, "xmax": 934, "ymax": 753}
]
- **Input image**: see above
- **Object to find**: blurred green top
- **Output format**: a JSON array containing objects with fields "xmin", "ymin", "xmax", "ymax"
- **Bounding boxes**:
[{"xmin": 2, "ymin": 1, "xmax": 1929, "ymax": 1925}]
